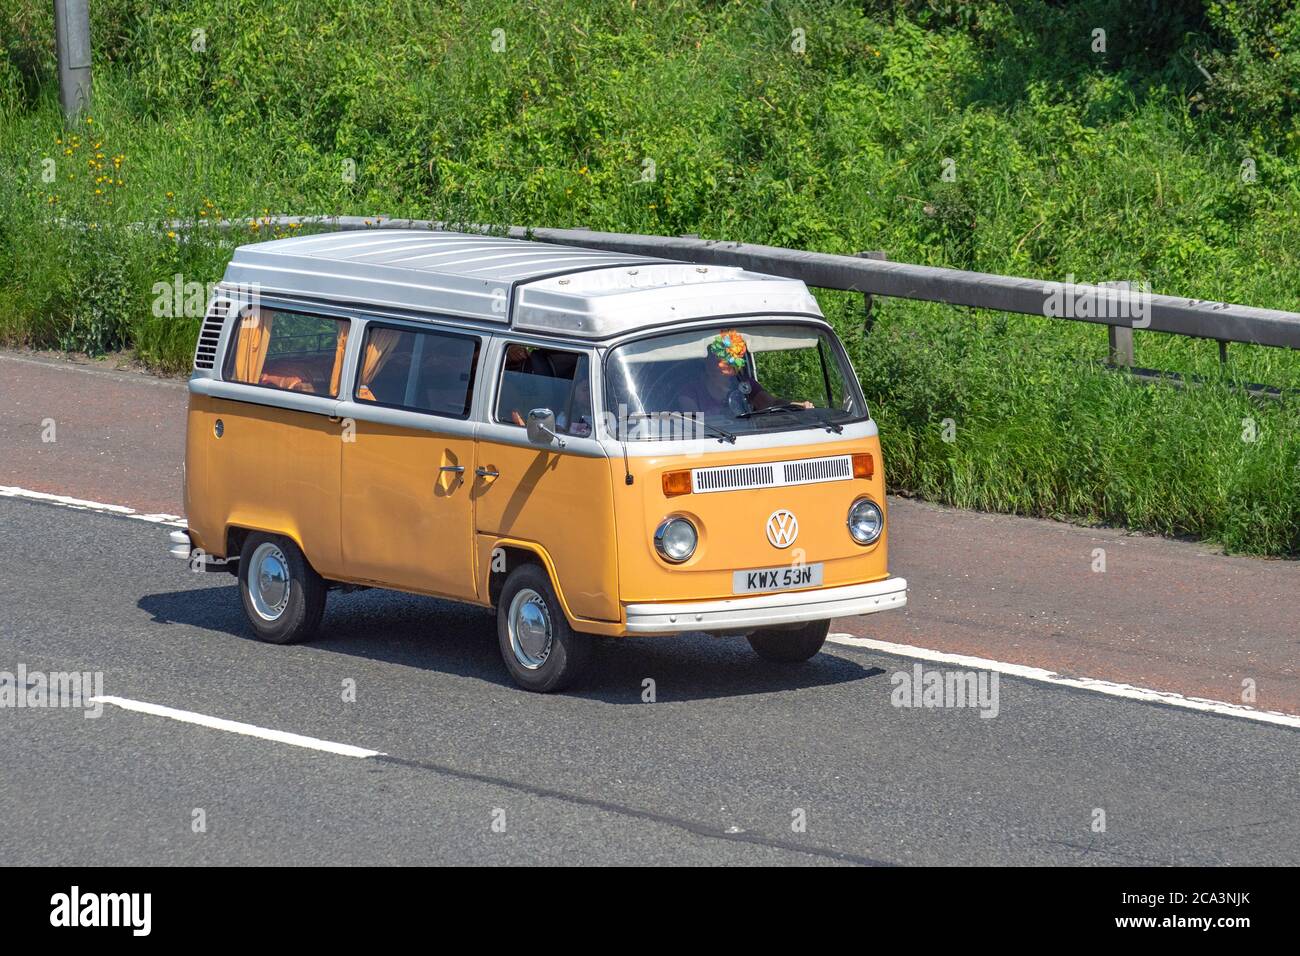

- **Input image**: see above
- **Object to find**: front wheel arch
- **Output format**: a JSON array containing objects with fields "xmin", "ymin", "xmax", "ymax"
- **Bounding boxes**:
[{"xmin": 485, "ymin": 540, "xmax": 585, "ymax": 628}]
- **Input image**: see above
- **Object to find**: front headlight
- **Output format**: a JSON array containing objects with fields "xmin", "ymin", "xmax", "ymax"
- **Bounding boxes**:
[
  {"xmin": 847, "ymin": 498, "xmax": 883, "ymax": 545},
  {"xmin": 654, "ymin": 516, "xmax": 698, "ymax": 563}
]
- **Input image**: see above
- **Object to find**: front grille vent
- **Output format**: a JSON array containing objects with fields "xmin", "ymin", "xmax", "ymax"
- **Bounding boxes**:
[{"xmin": 691, "ymin": 455, "xmax": 854, "ymax": 494}]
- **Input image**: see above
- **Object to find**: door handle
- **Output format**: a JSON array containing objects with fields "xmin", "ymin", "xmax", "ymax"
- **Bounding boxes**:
[
  {"xmin": 475, "ymin": 466, "xmax": 499, "ymax": 479},
  {"xmin": 439, "ymin": 465, "xmax": 466, "ymax": 474}
]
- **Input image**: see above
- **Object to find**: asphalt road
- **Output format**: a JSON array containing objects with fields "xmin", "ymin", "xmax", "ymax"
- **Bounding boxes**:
[
  {"xmin": 3, "ymin": 350, "xmax": 1297, "ymax": 714},
  {"xmin": 2, "ymin": 497, "xmax": 1296, "ymax": 865}
]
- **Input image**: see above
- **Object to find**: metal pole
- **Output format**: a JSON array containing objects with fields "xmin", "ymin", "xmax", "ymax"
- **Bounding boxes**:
[
  {"xmin": 856, "ymin": 251, "xmax": 887, "ymax": 335},
  {"xmin": 53, "ymin": 0, "xmax": 92, "ymax": 122},
  {"xmin": 1101, "ymin": 281, "xmax": 1135, "ymax": 367},
  {"xmin": 1107, "ymin": 324, "xmax": 1135, "ymax": 367}
]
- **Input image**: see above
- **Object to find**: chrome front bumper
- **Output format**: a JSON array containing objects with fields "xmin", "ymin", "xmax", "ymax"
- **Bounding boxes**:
[
  {"xmin": 622, "ymin": 576, "xmax": 908, "ymax": 634},
  {"xmin": 168, "ymin": 529, "xmax": 192, "ymax": 560}
]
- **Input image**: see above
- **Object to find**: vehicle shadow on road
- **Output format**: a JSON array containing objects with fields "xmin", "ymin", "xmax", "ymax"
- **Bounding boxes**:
[{"xmin": 138, "ymin": 585, "xmax": 884, "ymax": 702}]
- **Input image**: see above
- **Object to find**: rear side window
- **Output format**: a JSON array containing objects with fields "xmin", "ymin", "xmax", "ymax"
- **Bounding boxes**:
[
  {"xmin": 224, "ymin": 306, "xmax": 350, "ymax": 397},
  {"xmin": 354, "ymin": 324, "xmax": 480, "ymax": 419},
  {"xmin": 495, "ymin": 344, "xmax": 593, "ymax": 438}
]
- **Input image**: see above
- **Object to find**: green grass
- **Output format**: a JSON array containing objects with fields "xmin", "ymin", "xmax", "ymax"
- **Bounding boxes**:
[{"xmin": 2, "ymin": 0, "xmax": 1300, "ymax": 554}]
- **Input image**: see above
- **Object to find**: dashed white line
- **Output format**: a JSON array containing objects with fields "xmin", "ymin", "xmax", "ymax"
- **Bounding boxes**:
[
  {"xmin": 827, "ymin": 633, "xmax": 1300, "ymax": 729},
  {"xmin": 0, "ymin": 485, "xmax": 185, "ymax": 527},
  {"xmin": 91, "ymin": 696, "xmax": 384, "ymax": 758}
]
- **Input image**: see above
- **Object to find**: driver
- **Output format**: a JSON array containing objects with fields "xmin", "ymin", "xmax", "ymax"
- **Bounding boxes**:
[{"xmin": 679, "ymin": 329, "xmax": 813, "ymax": 417}]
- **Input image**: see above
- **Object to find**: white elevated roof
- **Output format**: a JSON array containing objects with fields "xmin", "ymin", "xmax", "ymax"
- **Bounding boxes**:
[
  {"xmin": 221, "ymin": 229, "xmax": 821, "ymax": 338},
  {"xmin": 512, "ymin": 262, "xmax": 822, "ymax": 337}
]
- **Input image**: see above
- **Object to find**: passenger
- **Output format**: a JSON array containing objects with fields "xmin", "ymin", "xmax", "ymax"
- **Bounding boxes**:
[
  {"xmin": 502, "ymin": 348, "xmax": 593, "ymax": 436},
  {"xmin": 504, "ymin": 343, "xmax": 529, "ymax": 372}
]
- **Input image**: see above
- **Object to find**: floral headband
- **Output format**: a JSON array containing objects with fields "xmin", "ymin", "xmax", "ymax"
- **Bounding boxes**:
[{"xmin": 708, "ymin": 329, "xmax": 748, "ymax": 375}]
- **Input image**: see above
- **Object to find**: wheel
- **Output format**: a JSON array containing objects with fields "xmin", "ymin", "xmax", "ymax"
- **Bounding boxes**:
[
  {"xmin": 238, "ymin": 533, "xmax": 327, "ymax": 645},
  {"xmin": 747, "ymin": 619, "xmax": 830, "ymax": 662},
  {"xmin": 497, "ymin": 564, "xmax": 592, "ymax": 692}
]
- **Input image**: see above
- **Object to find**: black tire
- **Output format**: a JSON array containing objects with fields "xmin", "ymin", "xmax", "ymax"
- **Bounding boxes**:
[
  {"xmin": 238, "ymin": 532, "xmax": 327, "ymax": 645},
  {"xmin": 747, "ymin": 619, "xmax": 830, "ymax": 662},
  {"xmin": 497, "ymin": 563, "xmax": 592, "ymax": 692}
]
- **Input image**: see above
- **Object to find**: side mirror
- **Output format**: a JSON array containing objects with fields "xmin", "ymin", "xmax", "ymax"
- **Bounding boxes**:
[{"xmin": 525, "ymin": 407, "xmax": 565, "ymax": 447}]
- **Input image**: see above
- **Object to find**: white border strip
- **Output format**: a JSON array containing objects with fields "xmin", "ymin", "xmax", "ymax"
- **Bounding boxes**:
[
  {"xmin": 0, "ymin": 351, "xmax": 186, "ymax": 389},
  {"xmin": 0, "ymin": 486, "xmax": 185, "ymax": 527},
  {"xmin": 91, "ymin": 696, "xmax": 384, "ymax": 758},
  {"xmin": 827, "ymin": 634, "xmax": 1300, "ymax": 729}
]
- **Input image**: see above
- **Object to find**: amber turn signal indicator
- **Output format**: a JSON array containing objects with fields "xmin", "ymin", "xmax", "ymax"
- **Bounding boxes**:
[
  {"xmin": 852, "ymin": 453, "xmax": 874, "ymax": 479},
  {"xmin": 662, "ymin": 470, "xmax": 692, "ymax": 497}
]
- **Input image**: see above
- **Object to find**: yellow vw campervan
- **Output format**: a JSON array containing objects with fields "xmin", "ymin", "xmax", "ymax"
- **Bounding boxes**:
[{"xmin": 170, "ymin": 230, "xmax": 907, "ymax": 691}]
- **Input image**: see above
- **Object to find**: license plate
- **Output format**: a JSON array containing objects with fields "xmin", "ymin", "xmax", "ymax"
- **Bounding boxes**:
[{"xmin": 732, "ymin": 563, "xmax": 824, "ymax": 594}]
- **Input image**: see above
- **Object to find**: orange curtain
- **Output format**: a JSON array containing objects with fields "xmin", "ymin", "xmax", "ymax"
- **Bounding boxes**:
[
  {"xmin": 356, "ymin": 328, "xmax": 402, "ymax": 401},
  {"xmin": 328, "ymin": 323, "xmax": 349, "ymax": 397},
  {"xmin": 232, "ymin": 308, "xmax": 274, "ymax": 383}
]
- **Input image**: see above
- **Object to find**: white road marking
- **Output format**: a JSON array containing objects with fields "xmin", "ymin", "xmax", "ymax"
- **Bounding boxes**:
[
  {"xmin": 91, "ymin": 696, "xmax": 384, "ymax": 758},
  {"xmin": 828, "ymin": 633, "xmax": 1300, "ymax": 729},
  {"xmin": 0, "ymin": 485, "xmax": 185, "ymax": 527},
  {"xmin": 7, "ymin": 485, "xmax": 1295, "ymax": 730}
]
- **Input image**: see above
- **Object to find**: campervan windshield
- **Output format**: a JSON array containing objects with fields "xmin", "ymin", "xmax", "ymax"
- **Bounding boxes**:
[{"xmin": 604, "ymin": 322, "xmax": 866, "ymax": 440}]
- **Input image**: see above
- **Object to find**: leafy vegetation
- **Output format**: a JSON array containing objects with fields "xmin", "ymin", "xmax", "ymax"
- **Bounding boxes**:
[{"xmin": 2, "ymin": 0, "xmax": 1299, "ymax": 553}]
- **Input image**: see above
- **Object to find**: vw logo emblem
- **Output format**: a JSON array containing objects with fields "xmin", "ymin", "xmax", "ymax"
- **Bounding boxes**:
[{"xmin": 766, "ymin": 509, "xmax": 799, "ymax": 548}]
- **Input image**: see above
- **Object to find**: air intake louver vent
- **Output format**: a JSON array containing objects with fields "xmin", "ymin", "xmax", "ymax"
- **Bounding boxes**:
[
  {"xmin": 691, "ymin": 455, "xmax": 855, "ymax": 494},
  {"xmin": 695, "ymin": 464, "xmax": 775, "ymax": 492},
  {"xmin": 782, "ymin": 457, "xmax": 851, "ymax": 484},
  {"xmin": 193, "ymin": 299, "xmax": 230, "ymax": 370}
]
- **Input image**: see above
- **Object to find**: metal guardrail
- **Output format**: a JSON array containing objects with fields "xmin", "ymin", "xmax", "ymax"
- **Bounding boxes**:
[{"xmin": 170, "ymin": 214, "xmax": 1300, "ymax": 354}]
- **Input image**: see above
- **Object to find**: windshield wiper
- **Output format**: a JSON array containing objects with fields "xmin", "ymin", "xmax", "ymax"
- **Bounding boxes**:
[
  {"xmin": 654, "ymin": 411, "xmax": 736, "ymax": 444},
  {"xmin": 736, "ymin": 403, "xmax": 844, "ymax": 434},
  {"xmin": 734, "ymin": 402, "xmax": 809, "ymax": 419},
  {"xmin": 812, "ymin": 410, "xmax": 844, "ymax": 434}
]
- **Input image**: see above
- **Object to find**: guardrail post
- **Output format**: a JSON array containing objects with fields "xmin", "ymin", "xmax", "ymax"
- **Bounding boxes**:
[
  {"xmin": 1108, "ymin": 325, "xmax": 1135, "ymax": 367},
  {"xmin": 54, "ymin": 0, "xmax": 93, "ymax": 122},
  {"xmin": 1099, "ymin": 281, "xmax": 1136, "ymax": 367},
  {"xmin": 856, "ymin": 251, "xmax": 887, "ymax": 334}
]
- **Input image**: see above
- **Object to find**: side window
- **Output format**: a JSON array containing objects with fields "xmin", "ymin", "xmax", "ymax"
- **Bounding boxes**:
[
  {"xmin": 354, "ymin": 324, "xmax": 480, "ymax": 419},
  {"xmin": 223, "ymin": 306, "xmax": 350, "ymax": 397},
  {"xmin": 495, "ymin": 344, "xmax": 593, "ymax": 438}
]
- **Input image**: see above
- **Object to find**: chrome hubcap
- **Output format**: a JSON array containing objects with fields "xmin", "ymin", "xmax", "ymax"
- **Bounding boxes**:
[
  {"xmin": 508, "ymin": 589, "xmax": 552, "ymax": 669},
  {"xmin": 249, "ymin": 542, "xmax": 291, "ymax": 621}
]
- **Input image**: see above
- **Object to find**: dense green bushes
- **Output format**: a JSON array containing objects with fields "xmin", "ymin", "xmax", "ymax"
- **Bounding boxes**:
[{"xmin": 2, "ymin": 0, "xmax": 1298, "ymax": 552}]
